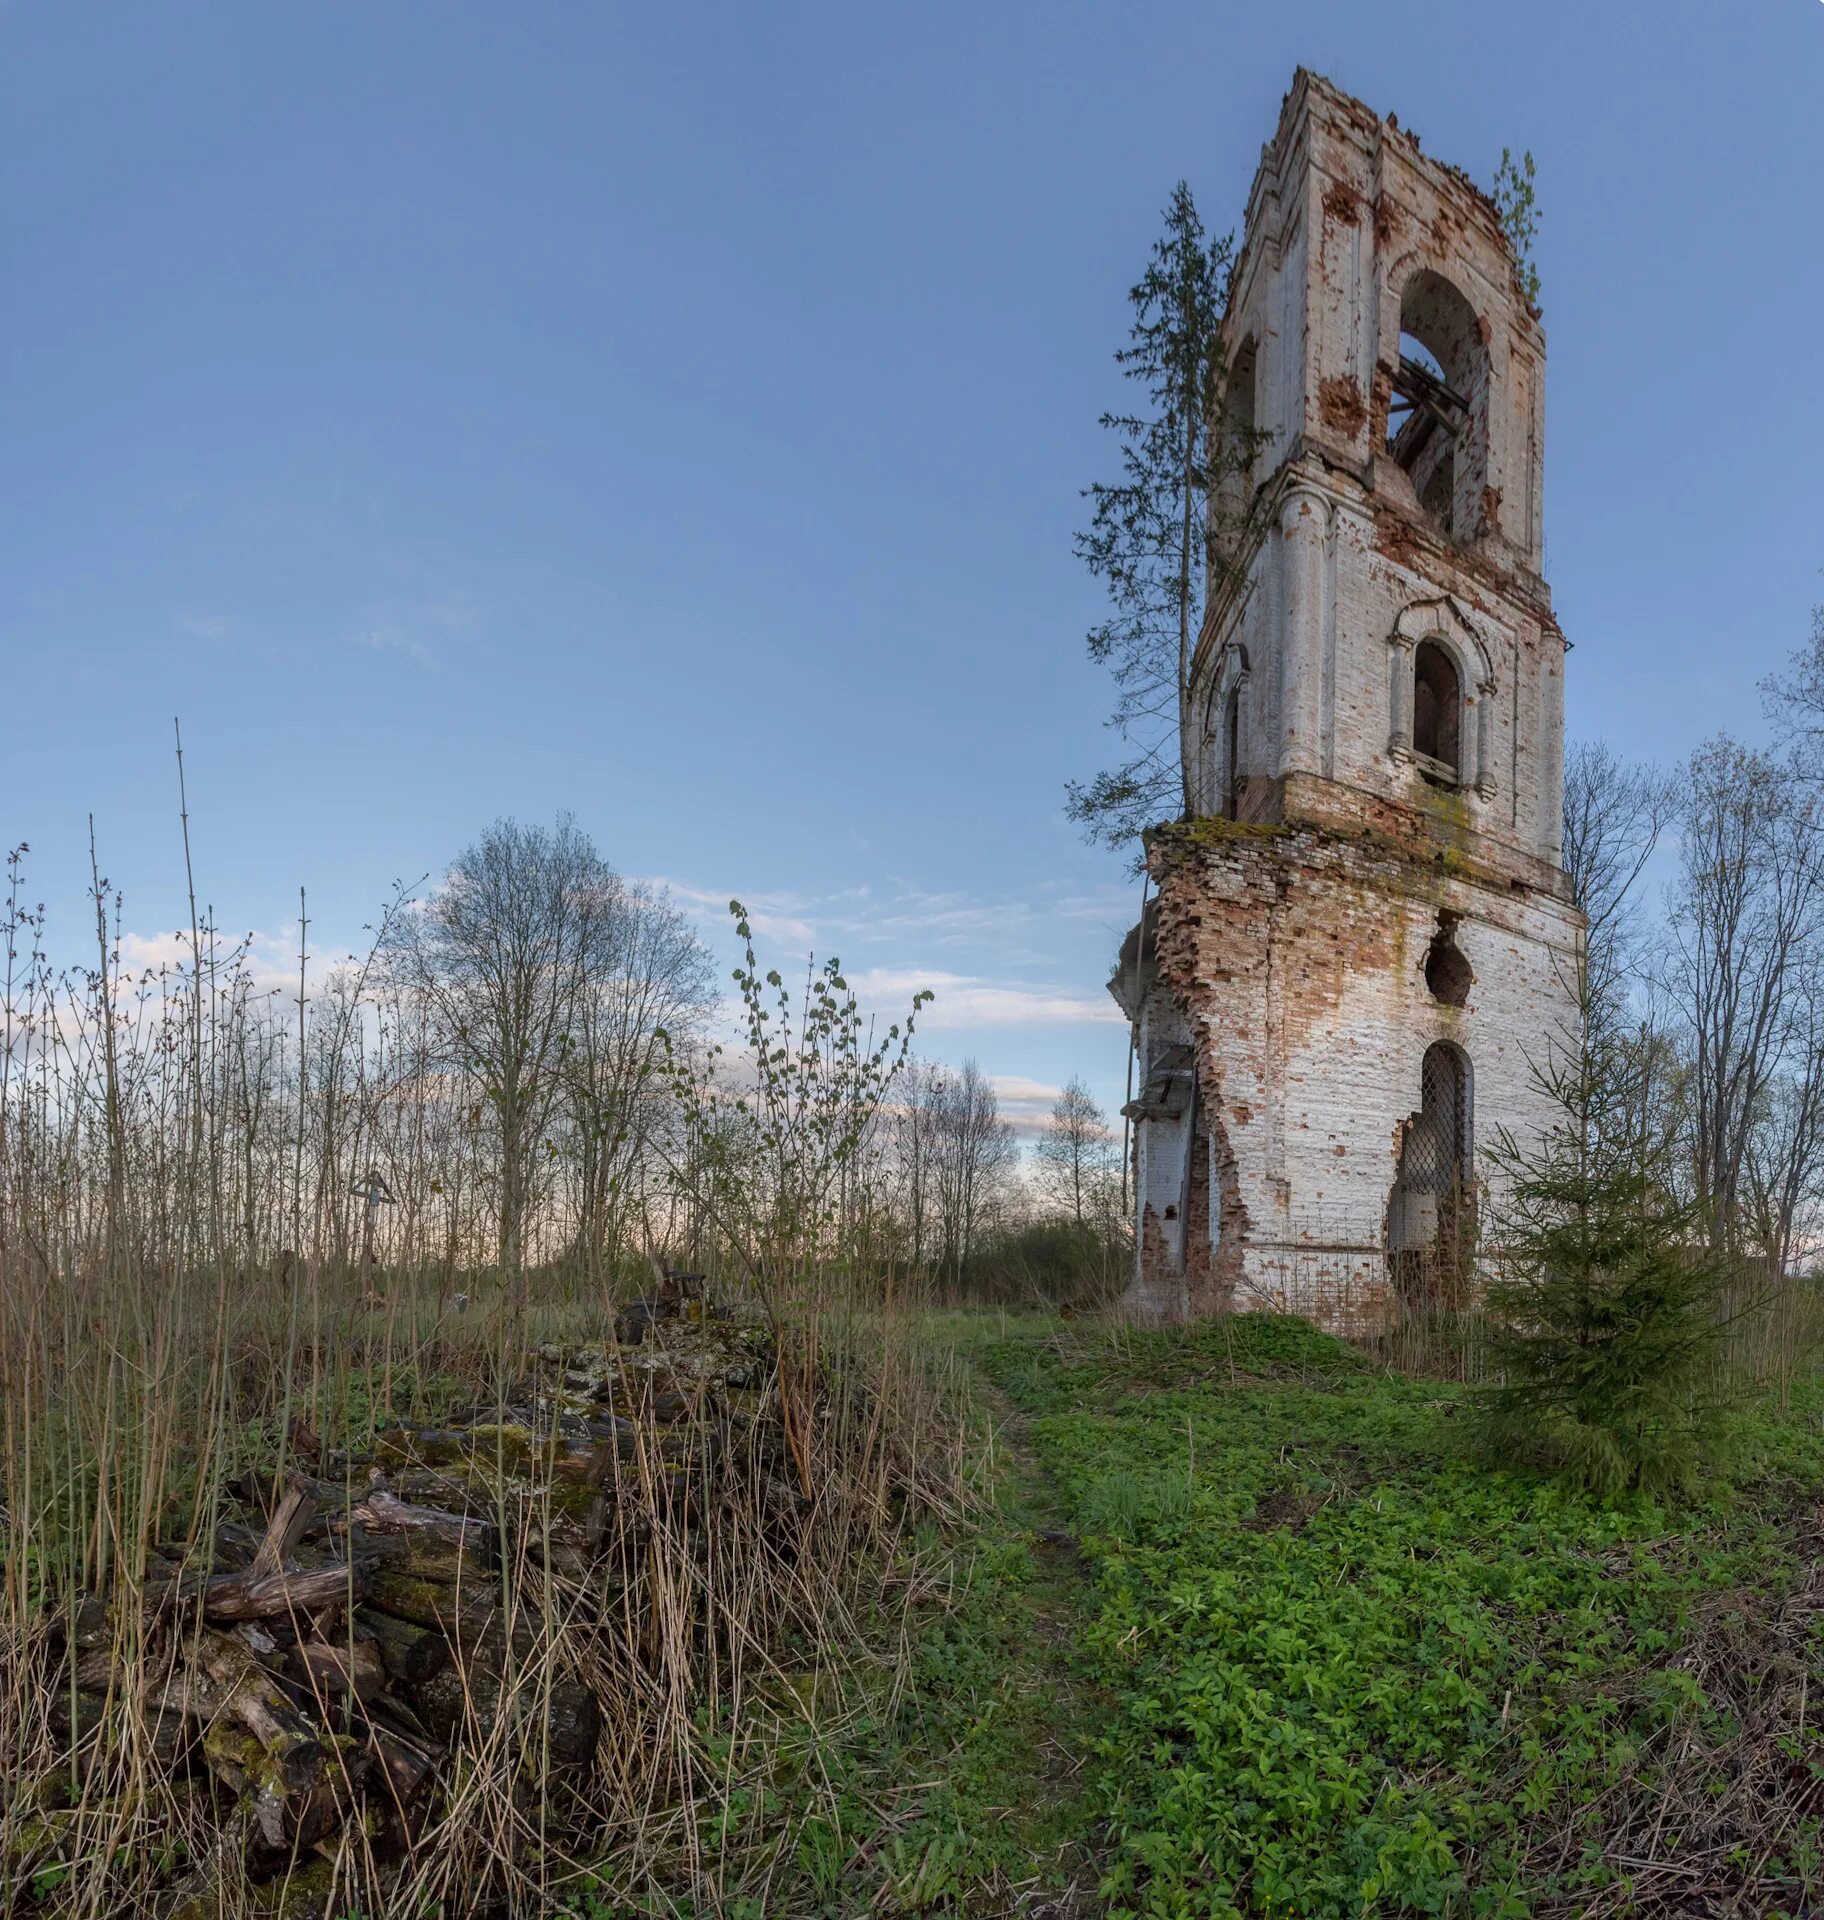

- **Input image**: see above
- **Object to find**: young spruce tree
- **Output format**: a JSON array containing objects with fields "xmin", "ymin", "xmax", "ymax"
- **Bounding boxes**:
[
  {"xmin": 1068, "ymin": 184, "xmax": 1254, "ymax": 856},
  {"xmin": 1477, "ymin": 1021, "xmax": 1733, "ymax": 1501}
]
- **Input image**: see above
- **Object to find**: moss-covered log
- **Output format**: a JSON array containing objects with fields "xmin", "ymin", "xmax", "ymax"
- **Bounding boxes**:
[{"xmin": 415, "ymin": 1662, "xmax": 600, "ymax": 1768}]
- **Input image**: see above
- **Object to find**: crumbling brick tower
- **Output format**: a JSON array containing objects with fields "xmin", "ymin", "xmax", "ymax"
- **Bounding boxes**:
[{"xmin": 1110, "ymin": 72, "xmax": 1584, "ymax": 1327}]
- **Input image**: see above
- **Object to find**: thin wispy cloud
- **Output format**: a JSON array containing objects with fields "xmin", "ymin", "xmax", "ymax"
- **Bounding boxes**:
[
  {"xmin": 174, "ymin": 610, "xmax": 235, "ymax": 643},
  {"xmin": 986, "ymin": 1072, "xmax": 1067, "ymax": 1142},
  {"xmin": 845, "ymin": 968, "xmax": 1122, "ymax": 1032},
  {"xmin": 644, "ymin": 873, "xmax": 1132, "ymax": 1130},
  {"xmin": 655, "ymin": 881, "xmax": 818, "ymax": 950},
  {"xmin": 649, "ymin": 875, "xmax": 1136, "ymax": 956},
  {"xmin": 989, "ymin": 1074, "xmax": 1067, "ymax": 1104},
  {"xmin": 349, "ymin": 590, "xmax": 483, "ymax": 672}
]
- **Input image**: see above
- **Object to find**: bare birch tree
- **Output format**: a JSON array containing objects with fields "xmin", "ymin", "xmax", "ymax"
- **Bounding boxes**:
[{"xmin": 1661, "ymin": 740, "xmax": 1824, "ymax": 1247}]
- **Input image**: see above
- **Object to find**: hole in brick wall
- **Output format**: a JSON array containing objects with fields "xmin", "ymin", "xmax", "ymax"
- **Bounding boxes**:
[{"xmin": 1424, "ymin": 913, "xmax": 1472, "ymax": 1007}]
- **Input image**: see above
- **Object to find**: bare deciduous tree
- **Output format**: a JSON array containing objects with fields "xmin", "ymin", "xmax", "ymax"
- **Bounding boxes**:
[
  {"xmin": 1741, "ymin": 963, "xmax": 1824, "ymax": 1280},
  {"xmin": 563, "ymin": 882, "xmax": 714, "ymax": 1282},
  {"xmin": 1033, "ymin": 1076, "xmax": 1117, "ymax": 1229},
  {"xmin": 386, "ymin": 815, "xmax": 619, "ymax": 1293},
  {"xmin": 925, "ymin": 1060, "xmax": 1016, "ymax": 1284},
  {"xmin": 1661, "ymin": 740, "xmax": 1824, "ymax": 1247},
  {"xmin": 891, "ymin": 1059, "xmax": 945, "ymax": 1271},
  {"xmin": 1760, "ymin": 603, "xmax": 1824, "ymax": 766},
  {"xmin": 1560, "ymin": 740, "xmax": 1676, "ymax": 1028}
]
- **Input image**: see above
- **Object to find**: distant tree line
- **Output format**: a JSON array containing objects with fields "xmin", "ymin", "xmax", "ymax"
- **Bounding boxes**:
[{"xmin": 0, "ymin": 817, "xmax": 1128, "ymax": 1309}]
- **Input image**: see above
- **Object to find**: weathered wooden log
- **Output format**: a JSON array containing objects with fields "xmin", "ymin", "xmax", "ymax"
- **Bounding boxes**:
[
  {"xmin": 362, "ymin": 1684, "xmax": 437, "ymax": 1748},
  {"xmin": 352, "ymin": 1606, "xmax": 449, "ymax": 1686},
  {"xmin": 47, "ymin": 1686, "xmax": 191, "ymax": 1766},
  {"xmin": 290, "ymin": 1631, "xmax": 386, "ymax": 1702},
  {"xmin": 588, "ymin": 1420, "xmax": 708, "ymax": 1467},
  {"xmin": 378, "ymin": 1419, "xmax": 609, "ymax": 1491},
  {"xmin": 71, "ymin": 1641, "xmax": 118, "ymax": 1691},
  {"xmin": 385, "ymin": 1461, "xmax": 488, "ymax": 1500},
  {"xmin": 201, "ymin": 1721, "xmax": 347, "ymax": 1852},
  {"xmin": 59, "ymin": 1593, "xmax": 110, "ymax": 1649},
  {"xmin": 363, "ymin": 1563, "xmax": 513, "ymax": 1654},
  {"xmin": 416, "ymin": 1663, "xmax": 600, "ymax": 1767},
  {"xmin": 161, "ymin": 1633, "xmax": 362, "ymax": 1849},
  {"xmin": 353, "ymin": 1527, "xmax": 492, "ymax": 1586},
  {"xmin": 212, "ymin": 1520, "xmax": 265, "ymax": 1568},
  {"xmin": 373, "ymin": 1426, "xmax": 472, "ymax": 1469},
  {"xmin": 247, "ymin": 1478, "xmax": 319, "ymax": 1580},
  {"xmin": 339, "ymin": 1488, "xmax": 490, "ymax": 1547},
  {"xmin": 499, "ymin": 1488, "xmax": 615, "ymax": 1581},
  {"xmin": 201, "ymin": 1560, "xmax": 366, "ymax": 1623},
  {"xmin": 550, "ymin": 1441, "xmax": 615, "ymax": 1486},
  {"xmin": 161, "ymin": 1635, "xmax": 320, "ymax": 1774},
  {"xmin": 366, "ymin": 1719, "xmax": 440, "ymax": 1804}
]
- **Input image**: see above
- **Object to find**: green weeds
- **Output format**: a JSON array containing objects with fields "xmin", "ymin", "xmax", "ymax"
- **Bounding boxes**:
[{"xmin": 981, "ymin": 1314, "xmax": 1824, "ymax": 1918}]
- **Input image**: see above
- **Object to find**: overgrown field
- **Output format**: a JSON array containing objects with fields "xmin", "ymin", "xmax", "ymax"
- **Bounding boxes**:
[
  {"xmin": 955, "ymin": 1314, "xmax": 1824, "ymax": 1919},
  {"xmin": 0, "ymin": 1273, "xmax": 986, "ymax": 1920},
  {"xmin": 13, "ymin": 1295, "xmax": 1824, "ymax": 1918}
]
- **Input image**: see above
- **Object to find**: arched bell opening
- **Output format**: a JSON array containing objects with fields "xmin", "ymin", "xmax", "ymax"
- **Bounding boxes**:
[{"xmin": 1386, "ymin": 270, "xmax": 1488, "ymax": 540}]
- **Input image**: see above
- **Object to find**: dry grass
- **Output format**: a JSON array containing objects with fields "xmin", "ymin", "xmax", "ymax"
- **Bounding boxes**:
[
  {"xmin": 0, "ymin": 856, "xmax": 976, "ymax": 1918},
  {"xmin": 0, "ymin": 1258, "xmax": 974, "ymax": 1917}
]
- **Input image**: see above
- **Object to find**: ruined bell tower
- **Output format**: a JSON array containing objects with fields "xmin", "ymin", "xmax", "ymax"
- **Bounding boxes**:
[{"xmin": 1110, "ymin": 71, "xmax": 1584, "ymax": 1325}]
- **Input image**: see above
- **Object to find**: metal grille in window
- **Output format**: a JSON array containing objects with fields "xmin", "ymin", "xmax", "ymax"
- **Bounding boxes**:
[
  {"xmin": 1388, "ymin": 1044, "xmax": 1474, "ymax": 1296},
  {"xmin": 1403, "ymin": 1044, "xmax": 1465, "ymax": 1195}
]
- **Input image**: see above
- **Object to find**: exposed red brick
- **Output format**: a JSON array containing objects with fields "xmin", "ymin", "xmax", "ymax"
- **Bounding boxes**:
[
  {"xmin": 1318, "ymin": 373, "xmax": 1368, "ymax": 439},
  {"xmin": 1321, "ymin": 179, "xmax": 1361, "ymax": 225}
]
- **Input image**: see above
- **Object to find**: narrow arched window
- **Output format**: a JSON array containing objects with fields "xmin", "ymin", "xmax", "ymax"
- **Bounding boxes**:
[
  {"xmin": 1412, "ymin": 641, "xmax": 1461, "ymax": 780},
  {"xmin": 1224, "ymin": 685, "xmax": 1242, "ymax": 821},
  {"xmin": 1419, "ymin": 1041, "xmax": 1471, "ymax": 1188},
  {"xmin": 1390, "ymin": 1041, "xmax": 1474, "ymax": 1292},
  {"xmin": 1212, "ymin": 337, "xmax": 1260, "ymax": 565}
]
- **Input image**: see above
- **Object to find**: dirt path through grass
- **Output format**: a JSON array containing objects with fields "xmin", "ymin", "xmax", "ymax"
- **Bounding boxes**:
[{"xmin": 951, "ymin": 1366, "xmax": 1107, "ymax": 1918}]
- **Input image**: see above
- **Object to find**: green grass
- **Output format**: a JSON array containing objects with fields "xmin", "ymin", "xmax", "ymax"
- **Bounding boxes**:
[
  {"xmin": 553, "ymin": 1306, "xmax": 1103, "ymax": 1918},
  {"xmin": 977, "ymin": 1313, "xmax": 1824, "ymax": 1919},
  {"xmin": 553, "ymin": 1308, "xmax": 1824, "ymax": 1916}
]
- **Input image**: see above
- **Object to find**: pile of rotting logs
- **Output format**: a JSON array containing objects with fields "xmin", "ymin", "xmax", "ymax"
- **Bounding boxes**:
[{"xmin": 9, "ymin": 1276, "xmax": 792, "ymax": 1918}]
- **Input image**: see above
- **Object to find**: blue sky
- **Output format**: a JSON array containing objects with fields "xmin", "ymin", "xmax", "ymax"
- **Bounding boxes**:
[{"xmin": 5, "ymin": 1, "xmax": 1822, "ymax": 1139}]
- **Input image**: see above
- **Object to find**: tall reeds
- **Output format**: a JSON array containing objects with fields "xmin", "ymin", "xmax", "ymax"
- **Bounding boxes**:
[{"xmin": 0, "ymin": 852, "xmax": 972, "ymax": 1917}]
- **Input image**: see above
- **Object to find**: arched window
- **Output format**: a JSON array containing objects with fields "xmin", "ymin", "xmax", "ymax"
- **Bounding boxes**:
[
  {"xmin": 1389, "ymin": 600, "xmax": 1491, "ymax": 795},
  {"xmin": 1389, "ymin": 1041, "xmax": 1475, "ymax": 1289},
  {"xmin": 1385, "ymin": 271, "xmax": 1487, "ymax": 539},
  {"xmin": 1412, "ymin": 641, "xmax": 1461, "ymax": 780},
  {"xmin": 1224, "ymin": 684, "xmax": 1242, "ymax": 821},
  {"xmin": 1212, "ymin": 337, "xmax": 1259, "ymax": 562},
  {"xmin": 1417, "ymin": 1041, "xmax": 1471, "ymax": 1189},
  {"xmin": 1201, "ymin": 643, "xmax": 1249, "ymax": 820},
  {"xmin": 1428, "ymin": 1036, "xmax": 1474, "ymax": 1182}
]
